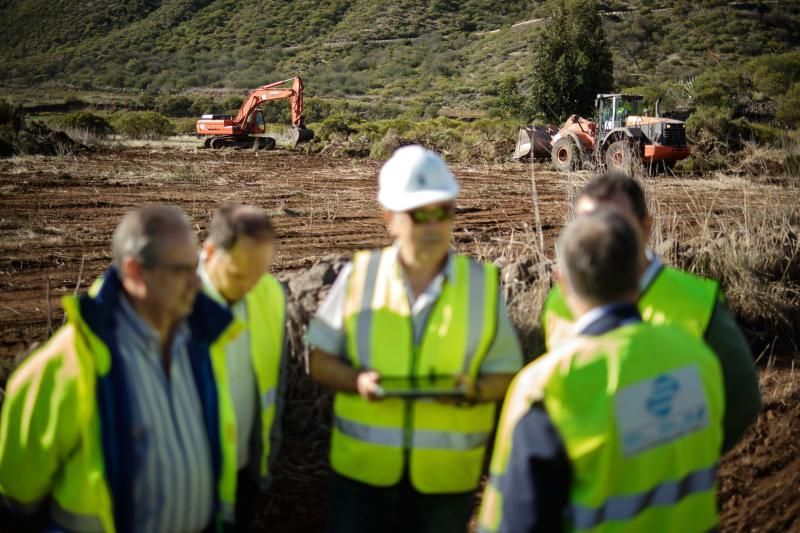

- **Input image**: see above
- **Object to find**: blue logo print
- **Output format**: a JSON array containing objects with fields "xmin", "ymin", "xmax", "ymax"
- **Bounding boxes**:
[{"xmin": 645, "ymin": 374, "xmax": 681, "ymax": 418}]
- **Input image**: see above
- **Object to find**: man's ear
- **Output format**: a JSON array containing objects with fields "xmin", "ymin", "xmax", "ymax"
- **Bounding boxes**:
[
  {"xmin": 203, "ymin": 240, "xmax": 216, "ymax": 260},
  {"xmin": 383, "ymin": 210, "xmax": 397, "ymax": 236},
  {"xmin": 120, "ymin": 256, "xmax": 146, "ymax": 296}
]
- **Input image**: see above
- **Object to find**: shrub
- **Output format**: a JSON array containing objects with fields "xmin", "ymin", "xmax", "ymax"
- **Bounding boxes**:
[
  {"xmin": 55, "ymin": 112, "xmax": 113, "ymax": 137},
  {"xmin": 112, "ymin": 111, "xmax": 175, "ymax": 139},
  {"xmin": 155, "ymin": 95, "xmax": 193, "ymax": 117},
  {"xmin": 222, "ymin": 96, "xmax": 245, "ymax": 113},
  {"xmin": 190, "ymin": 95, "xmax": 221, "ymax": 116},
  {"xmin": 748, "ymin": 52, "xmax": 800, "ymax": 98},
  {"xmin": 776, "ymin": 83, "xmax": 800, "ymax": 128},
  {"xmin": 314, "ymin": 113, "xmax": 362, "ymax": 142}
]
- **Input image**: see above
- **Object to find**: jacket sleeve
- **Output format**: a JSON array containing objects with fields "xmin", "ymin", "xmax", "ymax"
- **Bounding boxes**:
[
  {"xmin": 704, "ymin": 300, "xmax": 762, "ymax": 452},
  {"xmin": 496, "ymin": 405, "xmax": 572, "ymax": 533},
  {"xmin": 0, "ymin": 327, "xmax": 83, "ymax": 510}
]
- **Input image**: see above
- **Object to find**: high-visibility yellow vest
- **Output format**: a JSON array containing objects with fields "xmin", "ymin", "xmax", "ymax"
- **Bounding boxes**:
[
  {"xmin": 0, "ymin": 275, "xmax": 240, "ymax": 532},
  {"xmin": 333, "ymin": 247, "xmax": 499, "ymax": 493},
  {"xmin": 480, "ymin": 323, "xmax": 724, "ymax": 532},
  {"xmin": 543, "ymin": 265, "xmax": 719, "ymax": 350},
  {"xmin": 245, "ymin": 274, "xmax": 286, "ymax": 484}
]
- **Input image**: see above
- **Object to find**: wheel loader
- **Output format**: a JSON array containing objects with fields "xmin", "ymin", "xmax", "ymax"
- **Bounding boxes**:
[
  {"xmin": 196, "ymin": 77, "xmax": 314, "ymax": 150},
  {"xmin": 513, "ymin": 94, "xmax": 691, "ymax": 173}
]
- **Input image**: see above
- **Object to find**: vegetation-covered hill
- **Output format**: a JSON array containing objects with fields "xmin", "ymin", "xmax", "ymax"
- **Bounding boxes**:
[{"xmin": 1, "ymin": 0, "xmax": 799, "ymax": 116}]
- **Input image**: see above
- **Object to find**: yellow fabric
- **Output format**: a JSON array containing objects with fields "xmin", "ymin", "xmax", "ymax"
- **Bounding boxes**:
[
  {"xmin": 0, "ymin": 285, "xmax": 240, "ymax": 531},
  {"xmin": 0, "ymin": 295, "xmax": 115, "ymax": 531},
  {"xmin": 480, "ymin": 324, "xmax": 724, "ymax": 532},
  {"xmin": 543, "ymin": 265, "xmax": 719, "ymax": 350},
  {"xmin": 334, "ymin": 248, "xmax": 499, "ymax": 493},
  {"xmin": 245, "ymin": 274, "xmax": 286, "ymax": 480}
]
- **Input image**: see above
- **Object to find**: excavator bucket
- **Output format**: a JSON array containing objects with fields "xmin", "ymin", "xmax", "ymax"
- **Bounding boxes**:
[
  {"xmin": 291, "ymin": 126, "xmax": 315, "ymax": 146},
  {"xmin": 512, "ymin": 125, "xmax": 555, "ymax": 161}
]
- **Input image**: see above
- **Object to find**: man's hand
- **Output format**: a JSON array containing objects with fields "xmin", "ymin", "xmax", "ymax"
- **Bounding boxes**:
[{"xmin": 356, "ymin": 370, "xmax": 383, "ymax": 401}]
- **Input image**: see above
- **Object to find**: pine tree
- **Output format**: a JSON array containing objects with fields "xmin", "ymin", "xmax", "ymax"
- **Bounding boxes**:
[{"xmin": 528, "ymin": 0, "xmax": 614, "ymax": 122}]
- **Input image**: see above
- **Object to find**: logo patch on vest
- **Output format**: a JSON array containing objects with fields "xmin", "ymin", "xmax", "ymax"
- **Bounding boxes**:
[{"xmin": 614, "ymin": 365, "xmax": 709, "ymax": 456}]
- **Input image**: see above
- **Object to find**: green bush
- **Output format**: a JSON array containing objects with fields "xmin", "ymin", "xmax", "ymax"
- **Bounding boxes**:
[
  {"xmin": 777, "ymin": 83, "xmax": 800, "ymax": 128},
  {"xmin": 155, "ymin": 95, "xmax": 193, "ymax": 117},
  {"xmin": 55, "ymin": 112, "xmax": 113, "ymax": 137},
  {"xmin": 112, "ymin": 112, "xmax": 175, "ymax": 139},
  {"xmin": 190, "ymin": 95, "xmax": 221, "ymax": 116},
  {"xmin": 222, "ymin": 96, "xmax": 245, "ymax": 113},
  {"xmin": 748, "ymin": 52, "xmax": 800, "ymax": 98},
  {"xmin": 314, "ymin": 113, "xmax": 362, "ymax": 142}
]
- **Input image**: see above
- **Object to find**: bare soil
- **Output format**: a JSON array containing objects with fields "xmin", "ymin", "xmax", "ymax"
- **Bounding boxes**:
[{"xmin": 0, "ymin": 147, "xmax": 797, "ymax": 531}]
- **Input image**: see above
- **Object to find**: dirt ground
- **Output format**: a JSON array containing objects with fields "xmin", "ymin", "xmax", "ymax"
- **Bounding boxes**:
[{"xmin": 0, "ymin": 146, "xmax": 797, "ymax": 531}]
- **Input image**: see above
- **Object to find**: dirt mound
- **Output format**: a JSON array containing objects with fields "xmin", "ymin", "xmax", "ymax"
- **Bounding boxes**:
[
  {"xmin": 13, "ymin": 121, "xmax": 87, "ymax": 156},
  {"xmin": 718, "ymin": 368, "xmax": 800, "ymax": 531}
]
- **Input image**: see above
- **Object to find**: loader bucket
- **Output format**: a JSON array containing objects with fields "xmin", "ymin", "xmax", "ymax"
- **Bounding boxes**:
[
  {"xmin": 513, "ymin": 126, "xmax": 554, "ymax": 161},
  {"xmin": 291, "ymin": 126, "xmax": 315, "ymax": 146}
]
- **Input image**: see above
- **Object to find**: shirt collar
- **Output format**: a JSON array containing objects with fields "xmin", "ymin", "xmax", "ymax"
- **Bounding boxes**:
[
  {"xmin": 574, "ymin": 302, "xmax": 641, "ymax": 336},
  {"xmin": 640, "ymin": 248, "xmax": 663, "ymax": 293},
  {"xmin": 197, "ymin": 254, "xmax": 228, "ymax": 307},
  {"xmin": 116, "ymin": 292, "xmax": 192, "ymax": 354}
]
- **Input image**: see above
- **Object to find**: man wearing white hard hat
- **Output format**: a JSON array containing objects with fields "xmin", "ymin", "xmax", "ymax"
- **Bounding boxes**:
[{"xmin": 306, "ymin": 145, "xmax": 522, "ymax": 532}]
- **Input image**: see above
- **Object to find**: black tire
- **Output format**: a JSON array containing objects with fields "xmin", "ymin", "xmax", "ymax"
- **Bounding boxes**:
[
  {"xmin": 551, "ymin": 137, "xmax": 580, "ymax": 172},
  {"xmin": 203, "ymin": 138, "xmax": 212, "ymax": 149},
  {"xmin": 210, "ymin": 138, "xmax": 225, "ymax": 150},
  {"xmin": 605, "ymin": 140, "xmax": 642, "ymax": 175}
]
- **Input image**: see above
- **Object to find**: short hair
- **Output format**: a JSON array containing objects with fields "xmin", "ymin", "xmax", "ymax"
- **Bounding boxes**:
[
  {"xmin": 557, "ymin": 208, "xmax": 642, "ymax": 304},
  {"xmin": 206, "ymin": 204, "xmax": 274, "ymax": 251},
  {"xmin": 112, "ymin": 206, "xmax": 193, "ymax": 269},
  {"xmin": 578, "ymin": 172, "xmax": 648, "ymax": 221}
]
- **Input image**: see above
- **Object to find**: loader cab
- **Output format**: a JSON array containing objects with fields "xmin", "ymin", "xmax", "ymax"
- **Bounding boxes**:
[{"xmin": 596, "ymin": 94, "xmax": 644, "ymax": 137}]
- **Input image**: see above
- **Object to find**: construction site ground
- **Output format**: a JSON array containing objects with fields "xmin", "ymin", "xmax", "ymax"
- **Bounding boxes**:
[{"xmin": 0, "ymin": 147, "xmax": 797, "ymax": 531}]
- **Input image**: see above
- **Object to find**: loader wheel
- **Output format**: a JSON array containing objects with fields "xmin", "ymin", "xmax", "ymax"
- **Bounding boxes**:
[
  {"xmin": 551, "ymin": 138, "xmax": 580, "ymax": 172},
  {"xmin": 605, "ymin": 140, "xmax": 642, "ymax": 175}
]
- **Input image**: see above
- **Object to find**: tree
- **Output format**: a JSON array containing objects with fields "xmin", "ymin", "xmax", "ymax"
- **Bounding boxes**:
[{"xmin": 527, "ymin": 0, "xmax": 614, "ymax": 122}]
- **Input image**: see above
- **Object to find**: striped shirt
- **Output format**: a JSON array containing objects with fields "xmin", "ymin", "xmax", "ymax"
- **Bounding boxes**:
[{"xmin": 115, "ymin": 294, "xmax": 214, "ymax": 533}]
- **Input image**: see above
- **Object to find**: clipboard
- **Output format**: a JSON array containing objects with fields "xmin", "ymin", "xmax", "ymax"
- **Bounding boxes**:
[{"xmin": 375, "ymin": 375, "xmax": 466, "ymax": 399}]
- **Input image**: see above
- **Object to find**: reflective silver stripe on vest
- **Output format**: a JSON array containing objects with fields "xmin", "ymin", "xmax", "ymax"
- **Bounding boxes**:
[
  {"xmin": 261, "ymin": 388, "xmax": 277, "ymax": 410},
  {"xmin": 51, "ymin": 499, "xmax": 104, "ymax": 532},
  {"xmin": 336, "ymin": 417, "xmax": 490, "ymax": 450},
  {"xmin": 356, "ymin": 251, "xmax": 382, "ymax": 368},
  {"xmin": 571, "ymin": 465, "xmax": 716, "ymax": 530},
  {"xmin": 462, "ymin": 259, "xmax": 488, "ymax": 374}
]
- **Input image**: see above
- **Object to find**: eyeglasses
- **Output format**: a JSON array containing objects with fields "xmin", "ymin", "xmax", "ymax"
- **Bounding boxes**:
[{"xmin": 406, "ymin": 205, "xmax": 455, "ymax": 224}]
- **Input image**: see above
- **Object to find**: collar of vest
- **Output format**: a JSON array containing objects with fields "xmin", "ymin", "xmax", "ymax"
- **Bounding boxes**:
[
  {"xmin": 578, "ymin": 303, "xmax": 641, "ymax": 337},
  {"xmin": 80, "ymin": 266, "xmax": 234, "ymax": 343}
]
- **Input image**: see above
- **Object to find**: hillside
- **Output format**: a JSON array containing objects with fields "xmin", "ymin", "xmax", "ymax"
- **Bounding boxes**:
[{"xmin": 1, "ymin": 0, "xmax": 799, "ymax": 113}]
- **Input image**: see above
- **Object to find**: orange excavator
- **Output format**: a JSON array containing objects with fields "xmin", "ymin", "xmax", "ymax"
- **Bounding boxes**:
[{"xmin": 196, "ymin": 76, "xmax": 314, "ymax": 149}]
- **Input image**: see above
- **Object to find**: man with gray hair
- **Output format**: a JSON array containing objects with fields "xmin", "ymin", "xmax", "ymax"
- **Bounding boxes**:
[
  {"xmin": 479, "ymin": 208, "xmax": 725, "ymax": 532},
  {"xmin": 0, "ymin": 206, "xmax": 240, "ymax": 532}
]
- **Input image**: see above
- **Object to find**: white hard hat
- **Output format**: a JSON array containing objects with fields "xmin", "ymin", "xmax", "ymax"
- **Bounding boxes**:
[{"xmin": 378, "ymin": 145, "xmax": 460, "ymax": 212}]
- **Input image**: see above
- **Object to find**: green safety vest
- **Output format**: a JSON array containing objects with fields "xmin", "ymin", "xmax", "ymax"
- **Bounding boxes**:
[
  {"xmin": 244, "ymin": 274, "xmax": 286, "ymax": 483},
  {"xmin": 543, "ymin": 265, "xmax": 719, "ymax": 350},
  {"xmin": 333, "ymin": 247, "xmax": 499, "ymax": 493},
  {"xmin": 0, "ymin": 288, "xmax": 240, "ymax": 532},
  {"xmin": 480, "ymin": 323, "xmax": 724, "ymax": 532}
]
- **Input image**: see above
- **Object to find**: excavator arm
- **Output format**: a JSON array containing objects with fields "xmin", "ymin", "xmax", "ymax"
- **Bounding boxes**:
[{"xmin": 233, "ymin": 77, "xmax": 305, "ymax": 127}]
